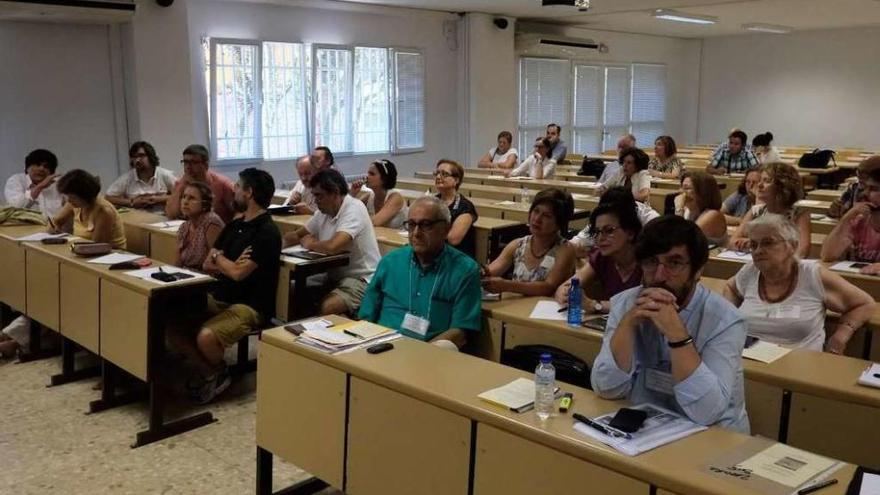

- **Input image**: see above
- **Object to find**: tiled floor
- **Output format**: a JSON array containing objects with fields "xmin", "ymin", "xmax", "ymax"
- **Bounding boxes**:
[{"xmin": 0, "ymin": 341, "xmax": 342, "ymax": 494}]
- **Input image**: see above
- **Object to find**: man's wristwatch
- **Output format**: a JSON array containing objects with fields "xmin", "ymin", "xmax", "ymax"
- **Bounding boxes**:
[{"xmin": 667, "ymin": 336, "xmax": 694, "ymax": 349}]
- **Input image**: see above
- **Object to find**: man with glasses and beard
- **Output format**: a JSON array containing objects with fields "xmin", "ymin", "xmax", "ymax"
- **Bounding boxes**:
[
  {"xmin": 591, "ymin": 215, "xmax": 750, "ymax": 433},
  {"xmin": 359, "ymin": 196, "xmax": 482, "ymax": 351}
]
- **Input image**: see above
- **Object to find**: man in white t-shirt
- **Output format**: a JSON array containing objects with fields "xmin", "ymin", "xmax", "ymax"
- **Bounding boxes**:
[
  {"xmin": 283, "ymin": 169, "xmax": 381, "ymax": 315},
  {"xmin": 105, "ymin": 141, "xmax": 177, "ymax": 212},
  {"xmin": 283, "ymin": 155, "xmax": 318, "ymax": 214},
  {"xmin": 3, "ymin": 148, "xmax": 64, "ymax": 218}
]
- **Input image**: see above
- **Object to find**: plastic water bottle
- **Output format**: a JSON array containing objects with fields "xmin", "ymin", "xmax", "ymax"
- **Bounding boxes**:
[
  {"xmin": 567, "ymin": 278, "xmax": 582, "ymax": 327},
  {"xmin": 520, "ymin": 187, "xmax": 531, "ymax": 204},
  {"xmin": 534, "ymin": 353, "xmax": 556, "ymax": 421}
]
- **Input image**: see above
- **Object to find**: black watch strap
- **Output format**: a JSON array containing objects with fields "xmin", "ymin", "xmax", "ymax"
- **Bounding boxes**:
[{"xmin": 668, "ymin": 336, "xmax": 694, "ymax": 349}]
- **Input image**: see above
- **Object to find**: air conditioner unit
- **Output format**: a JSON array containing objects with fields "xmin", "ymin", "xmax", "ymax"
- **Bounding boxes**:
[
  {"xmin": 516, "ymin": 33, "xmax": 608, "ymax": 54},
  {"xmin": 0, "ymin": 0, "xmax": 136, "ymax": 23}
]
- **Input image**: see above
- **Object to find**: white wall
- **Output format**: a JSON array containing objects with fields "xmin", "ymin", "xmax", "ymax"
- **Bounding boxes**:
[
  {"xmin": 464, "ymin": 13, "xmax": 517, "ymax": 166},
  {"xmin": 184, "ymin": 0, "xmax": 462, "ymax": 184},
  {"xmin": 698, "ymin": 26, "xmax": 880, "ymax": 150},
  {"xmin": 0, "ymin": 21, "xmax": 124, "ymax": 187},
  {"xmin": 515, "ymin": 23, "xmax": 703, "ymax": 152}
]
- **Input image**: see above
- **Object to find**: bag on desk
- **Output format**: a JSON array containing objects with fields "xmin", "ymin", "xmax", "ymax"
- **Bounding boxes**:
[
  {"xmin": 70, "ymin": 241, "xmax": 112, "ymax": 257},
  {"xmin": 501, "ymin": 344, "xmax": 591, "ymax": 390},
  {"xmin": 578, "ymin": 157, "xmax": 607, "ymax": 177},
  {"xmin": 798, "ymin": 149, "xmax": 836, "ymax": 169}
]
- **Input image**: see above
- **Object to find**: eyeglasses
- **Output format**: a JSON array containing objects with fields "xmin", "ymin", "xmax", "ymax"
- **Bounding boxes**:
[
  {"xmin": 590, "ymin": 226, "xmax": 619, "ymax": 239},
  {"xmin": 403, "ymin": 219, "xmax": 445, "ymax": 232},
  {"xmin": 433, "ymin": 170, "xmax": 457, "ymax": 179},
  {"xmin": 747, "ymin": 237, "xmax": 785, "ymax": 252},
  {"xmin": 641, "ymin": 257, "xmax": 690, "ymax": 274}
]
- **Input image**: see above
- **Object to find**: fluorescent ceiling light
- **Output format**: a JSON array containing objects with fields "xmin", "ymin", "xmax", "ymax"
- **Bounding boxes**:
[
  {"xmin": 742, "ymin": 23, "xmax": 792, "ymax": 34},
  {"xmin": 653, "ymin": 9, "xmax": 717, "ymax": 25}
]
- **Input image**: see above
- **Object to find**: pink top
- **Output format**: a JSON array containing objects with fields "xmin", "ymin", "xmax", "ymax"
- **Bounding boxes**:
[
  {"xmin": 588, "ymin": 250, "xmax": 643, "ymax": 301},
  {"xmin": 173, "ymin": 170, "xmax": 236, "ymax": 223},
  {"xmin": 848, "ymin": 215, "xmax": 880, "ymax": 262},
  {"xmin": 177, "ymin": 211, "xmax": 225, "ymax": 270}
]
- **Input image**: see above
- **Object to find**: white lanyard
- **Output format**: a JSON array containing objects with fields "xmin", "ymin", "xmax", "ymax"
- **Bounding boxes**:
[{"xmin": 408, "ymin": 255, "xmax": 442, "ymax": 318}]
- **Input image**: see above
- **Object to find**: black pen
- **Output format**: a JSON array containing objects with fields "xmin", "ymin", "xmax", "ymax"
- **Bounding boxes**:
[
  {"xmin": 557, "ymin": 306, "xmax": 568, "ymax": 313},
  {"xmin": 797, "ymin": 478, "xmax": 837, "ymax": 495},
  {"xmin": 873, "ymin": 373, "xmax": 880, "ymax": 379},
  {"xmin": 344, "ymin": 329, "xmax": 365, "ymax": 340},
  {"xmin": 573, "ymin": 413, "xmax": 631, "ymax": 439}
]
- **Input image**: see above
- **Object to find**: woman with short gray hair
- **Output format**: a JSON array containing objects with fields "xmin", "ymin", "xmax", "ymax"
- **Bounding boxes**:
[{"xmin": 723, "ymin": 214, "xmax": 875, "ymax": 354}]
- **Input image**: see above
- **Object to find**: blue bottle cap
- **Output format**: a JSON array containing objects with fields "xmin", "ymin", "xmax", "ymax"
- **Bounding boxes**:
[{"xmin": 540, "ymin": 353, "xmax": 552, "ymax": 363}]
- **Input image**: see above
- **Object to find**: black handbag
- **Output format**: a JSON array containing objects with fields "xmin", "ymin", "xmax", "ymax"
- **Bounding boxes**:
[
  {"xmin": 501, "ymin": 344, "xmax": 591, "ymax": 389},
  {"xmin": 578, "ymin": 157, "xmax": 608, "ymax": 177},
  {"xmin": 798, "ymin": 149, "xmax": 836, "ymax": 169}
]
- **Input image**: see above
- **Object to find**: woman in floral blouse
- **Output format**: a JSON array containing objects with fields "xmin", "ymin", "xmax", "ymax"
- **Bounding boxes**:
[{"xmin": 648, "ymin": 135, "xmax": 685, "ymax": 179}]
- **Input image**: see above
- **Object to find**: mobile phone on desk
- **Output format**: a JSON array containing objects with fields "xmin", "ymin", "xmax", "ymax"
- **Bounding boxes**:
[{"xmin": 367, "ymin": 342, "xmax": 394, "ymax": 354}]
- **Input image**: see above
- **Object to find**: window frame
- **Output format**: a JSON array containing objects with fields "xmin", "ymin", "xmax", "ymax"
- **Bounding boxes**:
[
  {"xmin": 209, "ymin": 37, "xmax": 263, "ymax": 167},
  {"xmin": 390, "ymin": 47, "xmax": 426, "ymax": 155},
  {"xmin": 260, "ymin": 40, "xmax": 310, "ymax": 163}
]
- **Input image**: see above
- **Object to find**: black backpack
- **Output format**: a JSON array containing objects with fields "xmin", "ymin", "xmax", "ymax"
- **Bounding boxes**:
[
  {"xmin": 579, "ymin": 157, "xmax": 608, "ymax": 177},
  {"xmin": 798, "ymin": 149, "xmax": 836, "ymax": 169},
  {"xmin": 501, "ymin": 344, "xmax": 592, "ymax": 390}
]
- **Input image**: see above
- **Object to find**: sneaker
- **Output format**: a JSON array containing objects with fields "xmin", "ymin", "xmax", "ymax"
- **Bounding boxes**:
[{"xmin": 193, "ymin": 369, "xmax": 231, "ymax": 405}]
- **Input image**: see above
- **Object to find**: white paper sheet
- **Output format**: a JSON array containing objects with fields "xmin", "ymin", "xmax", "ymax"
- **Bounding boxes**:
[
  {"xmin": 796, "ymin": 199, "xmax": 823, "ymax": 207},
  {"xmin": 857, "ymin": 363, "xmax": 880, "ymax": 389},
  {"xmin": 528, "ymin": 300, "xmax": 568, "ymax": 321},
  {"xmin": 300, "ymin": 319, "xmax": 333, "ymax": 333},
  {"xmin": 742, "ymin": 341, "xmax": 792, "ymax": 364},
  {"xmin": 736, "ymin": 444, "xmax": 837, "ymax": 488},
  {"xmin": 716, "ymin": 250, "xmax": 753, "ymax": 262},
  {"xmin": 860, "ymin": 473, "xmax": 880, "ymax": 495},
  {"xmin": 148, "ymin": 219, "xmax": 184, "ymax": 229},
  {"xmin": 281, "ymin": 245, "xmax": 308, "ymax": 255},
  {"xmin": 494, "ymin": 200, "xmax": 516, "ymax": 206},
  {"xmin": 86, "ymin": 253, "xmax": 145, "ymax": 265},
  {"xmin": 830, "ymin": 261, "xmax": 873, "ymax": 274},
  {"xmin": 14, "ymin": 232, "xmax": 67, "ymax": 242}
]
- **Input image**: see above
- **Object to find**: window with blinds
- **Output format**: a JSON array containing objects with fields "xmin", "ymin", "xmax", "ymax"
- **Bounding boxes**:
[
  {"xmin": 518, "ymin": 57, "xmax": 570, "ymax": 148},
  {"xmin": 517, "ymin": 57, "xmax": 667, "ymax": 156},
  {"xmin": 393, "ymin": 50, "xmax": 425, "ymax": 152},
  {"xmin": 205, "ymin": 39, "xmax": 424, "ymax": 162},
  {"xmin": 631, "ymin": 63, "xmax": 667, "ymax": 149}
]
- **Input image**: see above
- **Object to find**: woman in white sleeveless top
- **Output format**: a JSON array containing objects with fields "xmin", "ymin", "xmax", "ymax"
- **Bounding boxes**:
[
  {"xmin": 350, "ymin": 159, "xmax": 408, "ymax": 229},
  {"xmin": 723, "ymin": 214, "xmax": 874, "ymax": 354},
  {"xmin": 481, "ymin": 188, "xmax": 576, "ymax": 296}
]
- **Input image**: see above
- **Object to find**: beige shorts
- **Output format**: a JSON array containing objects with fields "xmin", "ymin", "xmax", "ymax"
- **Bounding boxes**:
[
  {"xmin": 200, "ymin": 295, "xmax": 263, "ymax": 348},
  {"xmin": 323, "ymin": 277, "xmax": 368, "ymax": 313}
]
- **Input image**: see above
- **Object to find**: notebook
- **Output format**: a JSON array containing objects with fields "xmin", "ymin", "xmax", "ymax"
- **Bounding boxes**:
[{"xmin": 857, "ymin": 363, "xmax": 880, "ymax": 389}]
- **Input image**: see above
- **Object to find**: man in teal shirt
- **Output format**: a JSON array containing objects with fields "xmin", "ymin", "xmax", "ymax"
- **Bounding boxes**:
[{"xmin": 359, "ymin": 196, "xmax": 482, "ymax": 349}]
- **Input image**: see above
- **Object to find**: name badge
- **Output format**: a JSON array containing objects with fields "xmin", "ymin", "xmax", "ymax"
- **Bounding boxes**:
[
  {"xmin": 645, "ymin": 367, "xmax": 675, "ymax": 396},
  {"xmin": 771, "ymin": 305, "xmax": 800, "ymax": 319},
  {"xmin": 402, "ymin": 312, "xmax": 430, "ymax": 337}
]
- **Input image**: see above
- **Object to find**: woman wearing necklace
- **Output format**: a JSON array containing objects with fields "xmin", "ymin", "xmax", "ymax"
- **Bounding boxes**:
[
  {"xmin": 724, "ymin": 214, "xmax": 874, "ymax": 354},
  {"xmin": 433, "ymin": 159, "xmax": 478, "ymax": 258},
  {"xmin": 555, "ymin": 194, "xmax": 642, "ymax": 314},
  {"xmin": 350, "ymin": 159, "xmax": 407, "ymax": 229},
  {"xmin": 482, "ymin": 188, "xmax": 575, "ymax": 296}
]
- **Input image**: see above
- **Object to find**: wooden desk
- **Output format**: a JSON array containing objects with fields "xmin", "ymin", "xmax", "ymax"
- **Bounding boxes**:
[
  {"xmin": 0, "ymin": 224, "xmax": 46, "ymax": 314},
  {"xmin": 794, "ymin": 199, "xmax": 833, "ymax": 215},
  {"xmin": 256, "ymin": 325, "xmax": 856, "ymax": 495},
  {"xmin": 399, "ymin": 177, "xmax": 518, "ymax": 202},
  {"xmin": 21, "ymin": 238, "xmax": 217, "ymax": 447},
  {"xmin": 807, "ymin": 189, "xmax": 844, "ymax": 201},
  {"xmin": 484, "ymin": 296, "xmax": 880, "ymax": 469}
]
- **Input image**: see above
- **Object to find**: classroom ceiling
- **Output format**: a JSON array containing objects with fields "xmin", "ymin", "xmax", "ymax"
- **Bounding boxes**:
[{"xmin": 339, "ymin": 0, "xmax": 880, "ymax": 38}]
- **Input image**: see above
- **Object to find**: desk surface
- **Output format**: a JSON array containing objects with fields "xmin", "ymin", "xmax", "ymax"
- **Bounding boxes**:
[{"xmin": 261, "ymin": 327, "xmax": 855, "ymax": 495}]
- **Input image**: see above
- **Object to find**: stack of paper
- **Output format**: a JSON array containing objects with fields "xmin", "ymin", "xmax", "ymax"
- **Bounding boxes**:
[
  {"xmin": 15, "ymin": 232, "xmax": 67, "ymax": 242},
  {"xmin": 529, "ymin": 300, "xmax": 567, "ymax": 321},
  {"xmin": 149, "ymin": 219, "xmax": 185, "ymax": 231},
  {"xmin": 478, "ymin": 378, "xmax": 560, "ymax": 413},
  {"xmin": 296, "ymin": 320, "xmax": 399, "ymax": 355},
  {"xmin": 742, "ymin": 340, "xmax": 792, "ymax": 364},
  {"xmin": 857, "ymin": 363, "xmax": 880, "ymax": 389},
  {"xmin": 573, "ymin": 403, "xmax": 707, "ymax": 456},
  {"xmin": 86, "ymin": 253, "xmax": 144, "ymax": 265}
]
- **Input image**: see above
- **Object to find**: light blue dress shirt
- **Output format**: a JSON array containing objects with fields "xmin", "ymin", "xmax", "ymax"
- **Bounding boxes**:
[
  {"xmin": 598, "ymin": 162, "xmax": 621, "ymax": 185},
  {"xmin": 591, "ymin": 283, "xmax": 750, "ymax": 433}
]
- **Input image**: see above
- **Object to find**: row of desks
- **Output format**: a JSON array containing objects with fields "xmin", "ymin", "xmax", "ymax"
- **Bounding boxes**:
[
  {"xmin": 0, "ymin": 222, "xmax": 218, "ymax": 447},
  {"xmin": 256, "ymin": 318, "xmax": 860, "ymax": 495},
  {"xmin": 480, "ymin": 292, "xmax": 880, "ymax": 470}
]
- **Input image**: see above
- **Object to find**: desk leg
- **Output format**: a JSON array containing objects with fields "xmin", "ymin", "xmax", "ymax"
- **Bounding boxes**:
[
  {"xmin": 88, "ymin": 360, "xmax": 144, "ymax": 413},
  {"xmin": 257, "ymin": 447, "xmax": 329, "ymax": 495},
  {"xmin": 49, "ymin": 337, "xmax": 100, "ymax": 386},
  {"xmin": 132, "ymin": 295, "xmax": 215, "ymax": 448},
  {"xmin": 17, "ymin": 321, "xmax": 60, "ymax": 363}
]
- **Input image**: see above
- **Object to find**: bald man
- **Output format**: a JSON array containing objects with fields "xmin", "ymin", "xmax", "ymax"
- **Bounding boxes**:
[
  {"xmin": 598, "ymin": 134, "xmax": 637, "ymax": 185},
  {"xmin": 284, "ymin": 156, "xmax": 318, "ymax": 215}
]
